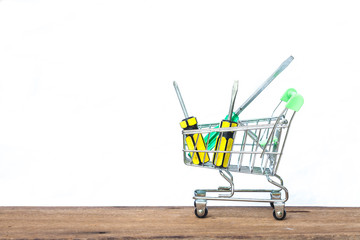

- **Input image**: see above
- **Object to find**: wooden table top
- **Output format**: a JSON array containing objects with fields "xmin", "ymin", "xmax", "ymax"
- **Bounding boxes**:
[{"xmin": 0, "ymin": 207, "xmax": 359, "ymax": 239}]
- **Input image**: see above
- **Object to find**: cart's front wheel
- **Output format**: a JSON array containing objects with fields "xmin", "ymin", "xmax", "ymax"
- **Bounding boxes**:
[
  {"xmin": 273, "ymin": 209, "xmax": 286, "ymax": 220},
  {"xmin": 195, "ymin": 207, "xmax": 208, "ymax": 218}
]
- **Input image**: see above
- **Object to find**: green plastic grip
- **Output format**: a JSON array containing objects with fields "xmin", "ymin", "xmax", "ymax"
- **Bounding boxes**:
[{"xmin": 281, "ymin": 88, "xmax": 304, "ymax": 112}]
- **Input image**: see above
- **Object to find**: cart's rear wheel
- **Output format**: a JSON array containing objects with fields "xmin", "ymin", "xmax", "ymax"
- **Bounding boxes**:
[
  {"xmin": 194, "ymin": 207, "xmax": 208, "ymax": 218},
  {"xmin": 270, "ymin": 202, "xmax": 274, "ymax": 209},
  {"xmin": 273, "ymin": 209, "xmax": 286, "ymax": 220}
]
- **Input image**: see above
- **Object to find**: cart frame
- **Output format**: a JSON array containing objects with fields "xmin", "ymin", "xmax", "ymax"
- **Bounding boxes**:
[{"xmin": 182, "ymin": 108, "xmax": 297, "ymax": 220}]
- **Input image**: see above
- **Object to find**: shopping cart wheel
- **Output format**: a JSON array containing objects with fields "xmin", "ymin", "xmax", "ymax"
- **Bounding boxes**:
[
  {"xmin": 194, "ymin": 207, "xmax": 208, "ymax": 218},
  {"xmin": 194, "ymin": 199, "xmax": 208, "ymax": 218},
  {"xmin": 270, "ymin": 191, "xmax": 281, "ymax": 209},
  {"xmin": 273, "ymin": 209, "xmax": 286, "ymax": 220}
]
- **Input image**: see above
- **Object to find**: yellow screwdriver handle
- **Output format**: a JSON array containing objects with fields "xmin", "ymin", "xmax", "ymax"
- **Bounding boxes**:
[
  {"xmin": 180, "ymin": 117, "xmax": 210, "ymax": 164},
  {"xmin": 213, "ymin": 120, "xmax": 238, "ymax": 167}
]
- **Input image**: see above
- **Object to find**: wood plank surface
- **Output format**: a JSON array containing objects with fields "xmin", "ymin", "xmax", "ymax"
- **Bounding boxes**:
[{"xmin": 0, "ymin": 207, "xmax": 359, "ymax": 239}]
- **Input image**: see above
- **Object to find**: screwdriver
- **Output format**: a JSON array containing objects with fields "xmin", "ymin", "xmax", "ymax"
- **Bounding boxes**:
[
  {"xmin": 204, "ymin": 56, "xmax": 294, "ymax": 151},
  {"xmin": 213, "ymin": 80, "xmax": 239, "ymax": 168},
  {"xmin": 173, "ymin": 81, "xmax": 210, "ymax": 165}
]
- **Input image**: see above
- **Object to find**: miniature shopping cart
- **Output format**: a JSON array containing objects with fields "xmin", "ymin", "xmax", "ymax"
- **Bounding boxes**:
[{"xmin": 181, "ymin": 88, "xmax": 304, "ymax": 220}]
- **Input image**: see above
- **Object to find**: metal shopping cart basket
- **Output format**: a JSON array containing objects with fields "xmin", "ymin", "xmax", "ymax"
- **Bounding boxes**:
[{"xmin": 181, "ymin": 88, "xmax": 304, "ymax": 220}]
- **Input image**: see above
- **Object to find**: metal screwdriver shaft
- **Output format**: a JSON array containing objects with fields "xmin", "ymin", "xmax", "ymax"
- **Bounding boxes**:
[
  {"xmin": 173, "ymin": 81, "xmax": 189, "ymax": 118},
  {"xmin": 235, "ymin": 56, "xmax": 294, "ymax": 116},
  {"xmin": 228, "ymin": 80, "xmax": 239, "ymax": 120}
]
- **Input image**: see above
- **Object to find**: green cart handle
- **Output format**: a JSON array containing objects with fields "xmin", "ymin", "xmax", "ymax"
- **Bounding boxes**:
[{"xmin": 281, "ymin": 88, "xmax": 304, "ymax": 112}]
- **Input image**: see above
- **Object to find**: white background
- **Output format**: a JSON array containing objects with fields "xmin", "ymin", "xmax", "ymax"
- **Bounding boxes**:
[{"xmin": 0, "ymin": 0, "xmax": 359, "ymax": 206}]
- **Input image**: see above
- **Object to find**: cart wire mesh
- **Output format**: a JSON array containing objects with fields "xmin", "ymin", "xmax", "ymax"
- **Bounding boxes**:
[{"xmin": 182, "ymin": 111, "xmax": 295, "ymax": 176}]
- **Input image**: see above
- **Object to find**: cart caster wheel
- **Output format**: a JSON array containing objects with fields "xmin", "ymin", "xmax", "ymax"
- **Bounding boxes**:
[
  {"xmin": 270, "ymin": 202, "xmax": 274, "ymax": 209},
  {"xmin": 273, "ymin": 209, "xmax": 286, "ymax": 220},
  {"xmin": 195, "ymin": 207, "xmax": 208, "ymax": 218}
]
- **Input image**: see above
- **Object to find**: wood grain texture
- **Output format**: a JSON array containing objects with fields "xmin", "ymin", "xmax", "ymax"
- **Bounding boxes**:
[{"xmin": 0, "ymin": 207, "xmax": 359, "ymax": 239}]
